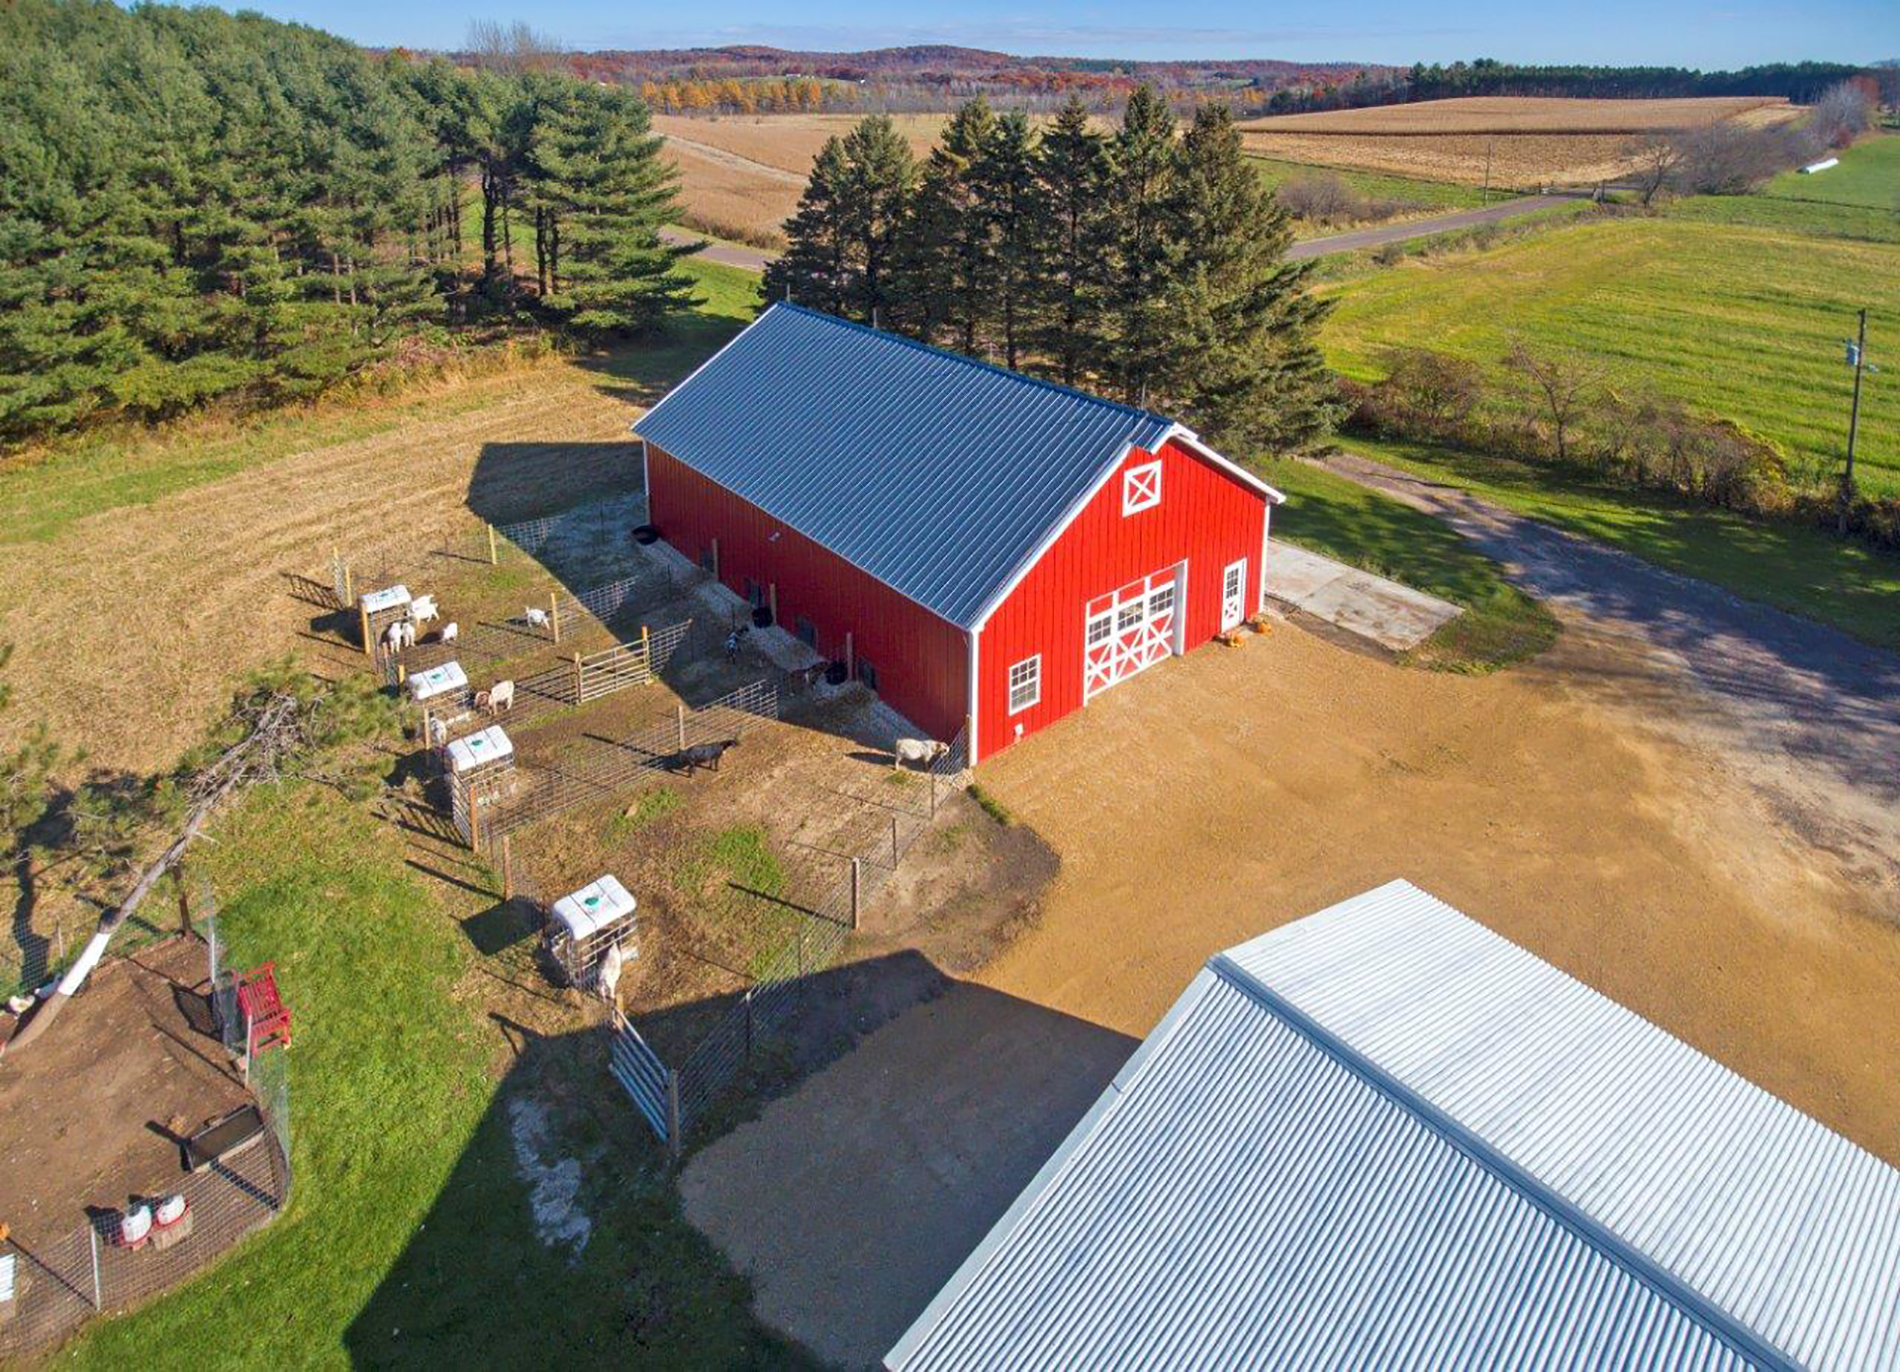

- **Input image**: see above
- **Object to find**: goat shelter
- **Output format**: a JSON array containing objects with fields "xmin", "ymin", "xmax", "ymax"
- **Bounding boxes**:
[{"xmin": 634, "ymin": 304, "xmax": 1283, "ymax": 765}]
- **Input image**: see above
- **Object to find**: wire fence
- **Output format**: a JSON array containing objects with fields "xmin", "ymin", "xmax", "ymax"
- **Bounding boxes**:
[
  {"xmin": 452, "ymin": 678, "xmax": 780, "ymax": 851},
  {"xmin": 0, "ymin": 925, "xmax": 290, "ymax": 1357},
  {"xmin": 607, "ymin": 727, "xmax": 972, "ymax": 1155}
]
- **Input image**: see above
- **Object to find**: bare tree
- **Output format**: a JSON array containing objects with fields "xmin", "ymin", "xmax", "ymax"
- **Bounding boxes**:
[
  {"xmin": 1875, "ymin": 61, "xmax": 1900, "ymax": 118},
  {"xmin": 1277, "ymin": 174, "xmax": 1359, "ymax": 225},
  {"xmin": 465, "ymin": 20, "xmax": 564, "ymax": 74},
  {"xmin": 1809, "ymin": 80, "xmax": 1877, "ymax": 150},
  {"xmin": 1505, "ymin": 341, "xmax": 1603, "ymax": 465},
  {"xmin": 1624, "ymin": 131, "xmax": 1682, "ymax": 206},
  {"xmin": 1381, "ymin": 348, "xmax": 1483, "ymax": 433},
  {"xmin": 3, "ymin": 672, "xmax": 392, "ymax": 1058}
]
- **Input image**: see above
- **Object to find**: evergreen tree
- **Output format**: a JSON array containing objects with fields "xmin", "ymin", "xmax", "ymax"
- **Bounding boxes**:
[
  {"xmin": 1105, "ymin": 85, "xmax": 1184, "ymax": 406},
  {"xmin": 972, "ymin": 111, "xmax": 1040, "ymax": 369},
  {"xmin": 1168, "ymin": 104, "xmax": 1340, "ymax": 453},
  {"xmin": 1032, "ymin": 96, "xmax": 1113, "ymax": 387},
  {"xmin": 762, "ymin": 137, "xmax": 852, "ymax": 315},
  {"xmin": 529, "ymin": 83, "xmax": 697, "ymax": 336},
  {"xmin": 899, "ymin": 98, "xmax": 994, "ymax": 348},
  {"xmin": 835, "ymin": 115, "xmax": 917, "ymax": 325}
]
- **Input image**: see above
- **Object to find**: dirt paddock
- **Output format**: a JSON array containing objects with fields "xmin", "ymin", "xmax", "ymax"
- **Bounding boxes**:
[
  {"xmin": 0, "ymin": 938, "xmax": 249, "ymax": 1248},
  {"xmin": 682, "ymin": 615, "xmax": 1900, "ymax": 1365}
]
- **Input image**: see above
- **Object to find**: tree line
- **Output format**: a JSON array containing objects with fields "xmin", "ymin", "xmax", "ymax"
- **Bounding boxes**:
[
  {"xmin": 763, "ymin": 90, "xmax": 1340, "ymax": 457},
  {"xmin": 0, "ymin": 0, "xmax": 696, "ymax": 446}
]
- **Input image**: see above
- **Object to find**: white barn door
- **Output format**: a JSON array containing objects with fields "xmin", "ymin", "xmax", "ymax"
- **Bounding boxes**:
[
  {"xmin": 1083, "ymin": 567, "xmax": 1181, "ymax": 702},
  {"xmin": 1221, "ymin": 558, "xmax": 1247, "ymax": 631}
]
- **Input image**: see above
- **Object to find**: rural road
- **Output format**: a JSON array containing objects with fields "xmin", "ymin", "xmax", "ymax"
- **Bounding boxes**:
[
  {"xmin": 1313, "ymin": 450, "xmax": 1900, "ymax": 909},
  {"xmin": 1286, "ymin": 194, "xmax": 1573, "ymax": 258},
  {"xmin": 662, "ymin": 193, "xmax": 1575, "ymax": 277}
]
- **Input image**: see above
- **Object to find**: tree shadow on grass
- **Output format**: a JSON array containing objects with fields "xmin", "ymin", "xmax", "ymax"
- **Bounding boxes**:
[{"xmin": 341, "ymin": 948, "xmax": 1130, "ymax": 1368}]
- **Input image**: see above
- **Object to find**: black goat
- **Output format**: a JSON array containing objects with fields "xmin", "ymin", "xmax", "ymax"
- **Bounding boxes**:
[{"xmin": 670, "ymin": 737, "xmax": 741, "ymax": 774}]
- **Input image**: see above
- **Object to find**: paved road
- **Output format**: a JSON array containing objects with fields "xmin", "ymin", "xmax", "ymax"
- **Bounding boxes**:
[
  {"xmin": 1285, "ymin": 194, "xmax": 1574, "ymax": 259},
  {"xmin": 1313, "ymin": 451, "xmax": 1900, "ymax": 907},
  {"xmin": 663, "ymin": 193, "xmax": 1576, "ymax": 277}
]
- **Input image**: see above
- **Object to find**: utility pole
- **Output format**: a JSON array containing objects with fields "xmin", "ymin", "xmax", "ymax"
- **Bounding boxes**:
[
  {"xmin": 1839, "ymin": 308, "xmax": 1876, "ymax": 534},
  {"xmin": 1482, "ymin": 136, "xmax": 1494, "ymax": 205}
]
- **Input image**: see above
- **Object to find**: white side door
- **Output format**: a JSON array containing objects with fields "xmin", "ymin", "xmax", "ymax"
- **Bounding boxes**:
[{"xmin": 1221, "ymin": 558, "xmax": 1247, "ymax": 631}]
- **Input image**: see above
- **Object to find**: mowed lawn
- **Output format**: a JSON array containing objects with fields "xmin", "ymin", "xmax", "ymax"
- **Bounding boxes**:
[
  {"xmin": 1249, "ymin": 156, "xmax": 1487, "ymax": 213},
  {"xmin": 1669, "ymin": 134, "xmax": 1900, "ymax": 244},
  {"xmin": 1319, "ymin": 212, "xmax": 1900, "ymax": 495}
]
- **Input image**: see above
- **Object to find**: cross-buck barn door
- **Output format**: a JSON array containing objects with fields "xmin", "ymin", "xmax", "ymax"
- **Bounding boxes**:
[
  {"xmin": 1083, "ymin": 567, "xmax": 1180, "ymax": 702},
  {"xmin": 1221, "ymin": 558, "xmax": 1247, "ymax": 631}
]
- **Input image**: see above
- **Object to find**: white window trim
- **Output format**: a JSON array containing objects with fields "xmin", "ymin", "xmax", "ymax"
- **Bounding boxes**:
[
  {"xmin": 1007, "ymin": 654, "xmax": 1042, "ymax": 715},
  {"xmin": 1122, "ymin": 461, "xmax": 1162, "ymax": 516}
]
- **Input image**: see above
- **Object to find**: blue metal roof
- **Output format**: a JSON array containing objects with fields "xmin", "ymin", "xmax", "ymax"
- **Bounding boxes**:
[
  {"xmin": 888, "ymin": 881, "xmax": 1900, "ymax": 1371},
  {"xmin": 633, "ymin": 304, "xmax": 1177, "ymax": 629}
]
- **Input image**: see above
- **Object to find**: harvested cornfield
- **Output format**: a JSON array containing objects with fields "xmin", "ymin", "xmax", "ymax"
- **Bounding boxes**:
[
  {"xmin": 1237, "ymin": 95, "xmax": 1796, "ymax": 136},
  {"xmin": 653, "ymin": 113, "xmax": 951, "ymax": 174},
  {"xmin": 1237, "ymin": 96, "xmax": 1804, "ymax": 187}
]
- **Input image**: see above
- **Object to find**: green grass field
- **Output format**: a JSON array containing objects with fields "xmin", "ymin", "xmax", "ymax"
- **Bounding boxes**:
[
  {"xmin": 1319, "ymin": 211, "xmax": 1900, "ymax": 496},
  {"xmin": 1339, "ymin": 435, "xmax": 1900, "ymax": 650},
  {"xmin": 1249, "ymin": 156, "xmax": 1488, "ymax": 213},
  {"xmin": 1669, "ymin": 134, "xmax": 1900, "ymax": 244},
  {"xmin": 1264, "ymin": 456, "xmax": 1560, "ymax": 671},
  {"xmin": 63, "ymin": 781, "xmax": 808, "ymax": 1369}
]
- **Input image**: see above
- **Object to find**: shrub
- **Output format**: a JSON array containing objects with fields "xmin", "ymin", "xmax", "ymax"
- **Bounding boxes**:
[{"xmin": 1380, "ymin": 348, "xmax": 1483, "ymax": 435}]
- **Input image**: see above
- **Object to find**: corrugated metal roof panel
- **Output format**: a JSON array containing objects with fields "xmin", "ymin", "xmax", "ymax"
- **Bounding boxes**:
[
  {"xmin": 633, "ymin": 304, "xmax": 1175, "ymax": 629},
  {"xmin": 888, "ymin": 881, "xmax": 1900, "ymax": 1370}
]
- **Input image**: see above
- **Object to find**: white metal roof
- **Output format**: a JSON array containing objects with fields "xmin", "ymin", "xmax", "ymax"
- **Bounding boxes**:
[{"xmin": 887, "ymin": 881, "xmax": 1900, "ymax": 1371}]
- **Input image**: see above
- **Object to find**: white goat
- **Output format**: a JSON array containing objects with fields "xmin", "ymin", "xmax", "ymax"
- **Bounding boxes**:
[
  {"xmin": 892, "ymin": 738, "xmax": 951, "ymax": 770},
  {"xmin": 383, "ymin": 621, "xmax": 407, "ymax": 653},
  {"xmin": 595, "ymin": 940, "xmax": 624, "ymax": 1004},
  {"xmin": 410, "ymin": 594, "xmax": 440, "ymax": 628},
  {"xmin": 524, "ymin": 606, "xmax": 550, "ymax": 630},
  {"xmin": 426, "ymin": 716, "xmax": 449, "ymax": 748},
  {"xmin": 438, "ymin": 621, "xmax": 459, "ymax": 645},
  {"xmin": 479, "ymin": 679, "xmax": 514, "ymax": 716}
]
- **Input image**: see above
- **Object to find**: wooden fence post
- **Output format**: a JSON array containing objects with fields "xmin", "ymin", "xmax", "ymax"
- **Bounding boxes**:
[
  {"xmin": 709, "ymin": 538, "xmax": 719, "ymax": 581},
  {"xmin": 743, "ymin": 988, "xmax": 754, "ymax": 1058},
  {"xmin": 358, "ymin": 604, "xmax": 373, "ymax": 658},
  {"xmin": 891, "ymin": 815, "xmax": 900, "ymax": 867},
  {"xmin": 768, "ymin": 583, "xmax": 778, "ymax": 625},
  {"xmin": 844, "ymin": 631, "xmax": 854, "ymax": 680},
  {"xmin": 572, "ymin": 653, "xmax": 583, "ymax": 704},
  {"xmin": 666, "ymin": 1071, "xmax": 681, "ymax": 1163},
  {"xmin": 549, "ymin": 590, "xmax": 561, "ymax": 644},
  {"xmin": 501, "ymin": 834, "xmax": 514, "ymax": 899},
  {"xmin": 487, "ymin": 523, "xmax": 499, "ymax": 565},
  {"xmin": 640, "ymin": 624, "xmax": 651, "ymax": 682},
  {"xmin": 676, "ymin": 704, "xmax": 687, "ymax": 751},
  {"xmin": 850, "ymin": 857, "xmax": 862, "ymax": 931}
]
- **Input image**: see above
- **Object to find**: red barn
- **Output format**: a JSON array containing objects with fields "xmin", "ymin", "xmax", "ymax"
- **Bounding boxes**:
[{"xmin": 633, "ymin": 304, "xmax": 1283, "ymax": 765}]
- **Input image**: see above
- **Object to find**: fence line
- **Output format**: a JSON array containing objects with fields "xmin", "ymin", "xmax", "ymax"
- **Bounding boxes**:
[
  {"xmin": 455, "ymin": 677, "xmax": 778, "ymax": 852},
  {"xmin": 0, "ymin": 930, "xmax": 290, "ymax": 1356}
]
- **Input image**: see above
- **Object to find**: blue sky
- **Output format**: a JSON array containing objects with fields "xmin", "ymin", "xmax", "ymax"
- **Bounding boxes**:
[{"xmin": 243, "ymin": 0, "xmax": 1897, "ymax": 67}]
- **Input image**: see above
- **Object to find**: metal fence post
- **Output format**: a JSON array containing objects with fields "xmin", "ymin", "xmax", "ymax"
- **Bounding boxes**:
[
  {"xmin": 88, "ymin": 1223, "xmax": 102, "ymax": 1311},
  {"xmin": 572, "ymin": 652, "xmax": 583, "ymax": 704},
  {"xmin": 666, "ymin": 1071, "xmax": 681, "ymax": 1162},
  {"xmin": 850, "ymin": 858, "xmax": 862, "ymax": 931},
  {"xmin": 549, "ymin": 590, "xmax": 561, "ymax": 644},
  {"xmin": 744, "ymin": 989, "xmax": 754, "ymax": 1058}
]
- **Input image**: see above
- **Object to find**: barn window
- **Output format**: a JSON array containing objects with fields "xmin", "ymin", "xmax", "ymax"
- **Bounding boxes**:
[
  {"xmin": 1122, "ymin": 461, "xmax": 1162, "ymax": 515},
  {"xmin": 1008, "ymin": 655, "xmax": 1041, "ymax": 714},
  {"xmin": 858, "ymin": 659, "xmax": 878, "ymax": 692}
]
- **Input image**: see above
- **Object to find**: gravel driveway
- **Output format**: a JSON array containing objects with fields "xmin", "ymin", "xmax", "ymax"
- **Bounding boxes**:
[{"xmin": 1313, "ymin": 451, "xmax": 1900, "ymax": 906}]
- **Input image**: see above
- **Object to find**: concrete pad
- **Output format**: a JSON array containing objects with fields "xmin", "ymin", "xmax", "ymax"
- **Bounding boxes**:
[
  {"xmin": 1266, "ymin": 541, "xmax": 1460, "ymax": 651},
  {"xmin": 679, "ymin": 983, "xmax": 1135, "ymax": 1370}
]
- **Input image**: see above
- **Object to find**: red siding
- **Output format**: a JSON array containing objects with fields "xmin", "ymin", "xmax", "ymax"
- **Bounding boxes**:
[
  {"xmin": 975, "ymin": 437, "xmax": 1267, "ymax": 761},
  {"xmin": 645, "ymin": 444, "xmax": 970, "ymax": 743}
]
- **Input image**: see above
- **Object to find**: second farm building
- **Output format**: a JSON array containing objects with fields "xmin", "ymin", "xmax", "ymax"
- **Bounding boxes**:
[{"xmin": 634, "ymin": 304, "xmax": 1284, "ymax": 763}]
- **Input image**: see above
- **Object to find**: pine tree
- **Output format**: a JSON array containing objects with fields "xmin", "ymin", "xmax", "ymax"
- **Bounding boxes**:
[
  {"xmin": 1032, "ymin": 95, "xmax": 1113, "ymax": 386},
  {"xmin": 528, "ymin": 83, "xmax": 697, "ymax": 337},
  {"xmin": 1168, "ymin": 104, "xmax": 1340, "ymax": 453},
  {"xmin": 835, "ymin": 115, "xmax": 917, "ymax": 325},
  {"xmin": 762, "ymin": 137, "xmax": 852, "ymax": 314},
  {"xmin": 972, "ymin": 111, "xmax": 1040, "ymax": 369},
  {"xmin": 899, "ymin": 99, "xmax": 994, "ymax": 348},
  {"xmin": 1105, "ymin": 85, "xmax": 1184, "ymax": 406}
]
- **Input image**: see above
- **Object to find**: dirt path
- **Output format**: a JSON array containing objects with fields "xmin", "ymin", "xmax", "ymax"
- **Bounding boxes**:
[
  {"xmin": 659, "ymin": 132, "xmax": 808, "ymax": 187},
  {"xmin": 1313, "ymin": 449, "xmax": 1900, "ymax": 910}
]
